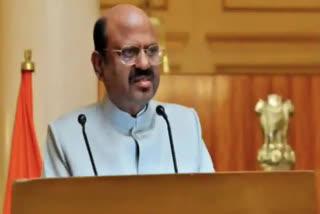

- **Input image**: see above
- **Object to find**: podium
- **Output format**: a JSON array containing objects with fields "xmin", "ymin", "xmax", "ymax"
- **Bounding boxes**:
[{"xmin": 11, "ymin": 171, "xmax": 318, "ymax": 214}]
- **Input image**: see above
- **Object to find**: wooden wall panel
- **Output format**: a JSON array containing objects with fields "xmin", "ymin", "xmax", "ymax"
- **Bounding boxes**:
[
  {"xmin": 155, "ymin": 74, "xmax": 320, "ymax": 172},
  {"xmin": 206, "ymin": 34, "xmax": 320, "ymax": 74},
  {"xmin": 311, "ymin": 77, "xmax": 320, "ymax": 170},
  {"xmin": 100, "ymin": 1, "xmax": 320, "ymax": 75}
]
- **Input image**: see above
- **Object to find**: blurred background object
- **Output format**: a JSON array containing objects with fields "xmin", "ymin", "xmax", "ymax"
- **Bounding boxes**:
[{"xmin": 255, "ymin": 94, "xmax": 296, "ymax": 171}]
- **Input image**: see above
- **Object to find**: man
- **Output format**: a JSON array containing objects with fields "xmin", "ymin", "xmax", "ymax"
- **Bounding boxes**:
[{"xmin": 43, "ymin": 4, "xmax": 214, "ymax": 177}]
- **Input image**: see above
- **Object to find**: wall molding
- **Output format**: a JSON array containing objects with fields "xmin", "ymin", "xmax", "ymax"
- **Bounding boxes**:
[
  {"xmin": 223, "ymin": 0, "xmax": 320, "ymax": 12},
  {"xmin": 165, "ymin": 32, "xmax": 190, "ymax": 51},
  {"xmin": 166, "ymin": 32, "xmax": 189, "ymax": 43},
  {"xmin": 205, "ymin": 33, "xmax": 320, "ymax": 74},
  {"xmin": 215, "ymin": 64, "xmax": 320, "ymax": 74},
  {"xmin": 206, "ymin": 33, "xmax": 320, "ymax": 43},
  {"xmin": 157, "ymin": 64, "xmax": 320, "ymax": 75}
]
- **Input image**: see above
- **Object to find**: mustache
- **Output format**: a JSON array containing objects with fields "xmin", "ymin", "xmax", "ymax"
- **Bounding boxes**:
[{"xmin": 128, "ymin": 68, "xmax": 155, "ymax": 83}]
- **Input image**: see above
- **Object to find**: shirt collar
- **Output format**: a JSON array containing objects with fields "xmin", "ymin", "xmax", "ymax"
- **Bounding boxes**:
[{"xmin": 101, "ymin": 96, "xmax": 156, "ymax": 135}]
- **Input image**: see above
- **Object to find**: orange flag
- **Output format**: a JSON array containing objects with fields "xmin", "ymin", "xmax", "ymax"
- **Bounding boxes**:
[{"xmin": 3, "ymin": 56, "xmax": 42, "ymax": 214}]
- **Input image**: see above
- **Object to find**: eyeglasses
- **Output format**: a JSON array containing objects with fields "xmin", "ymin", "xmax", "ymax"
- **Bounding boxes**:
[{"xmin": 104, "ymin": 44, "xmax": 165, "ymax": 66}]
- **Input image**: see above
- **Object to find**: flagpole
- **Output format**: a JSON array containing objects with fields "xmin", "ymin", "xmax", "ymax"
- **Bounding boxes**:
[{"xmin": 2, "ymin": 49, "xmax": 41, "ymax": 214}]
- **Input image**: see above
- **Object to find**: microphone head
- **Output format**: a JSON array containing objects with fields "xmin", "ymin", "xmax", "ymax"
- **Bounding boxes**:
[
  {"xmin": 78, "ymin": 114, "xmax": 87, "ymax": 126},
  {"xmin": 156, "ymin": 105, "xmax": 165, "ymax": 116}
]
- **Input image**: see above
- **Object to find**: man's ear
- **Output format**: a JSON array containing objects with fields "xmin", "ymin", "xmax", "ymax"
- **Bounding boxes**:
[{"xmin": 91, "ymin": 51, "xmax": 105, "ymax": 81}]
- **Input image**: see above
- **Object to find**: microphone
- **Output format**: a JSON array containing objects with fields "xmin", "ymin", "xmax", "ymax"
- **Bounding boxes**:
[
  {"xmin": 78, "ymin": 114, "xmax": 98, "ymax": 176},
  {"xmin": 156, "ymin": 105, "xmax": 178, "ymax": 173}
]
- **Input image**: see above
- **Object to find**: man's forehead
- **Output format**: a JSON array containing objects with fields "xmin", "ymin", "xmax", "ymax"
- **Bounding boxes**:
[
  {"xmin": 103, "ymin": 4, "xmax": 152, "ymax": 29},
  {"xmin": 103, "ymin": 4, "xmax": 157, "ymax": 47}
]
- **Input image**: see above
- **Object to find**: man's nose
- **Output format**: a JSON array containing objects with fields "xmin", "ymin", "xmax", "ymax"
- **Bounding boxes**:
[{"xmin": 135, "ymin": 50, "xmax": 150, "ymax": 69}]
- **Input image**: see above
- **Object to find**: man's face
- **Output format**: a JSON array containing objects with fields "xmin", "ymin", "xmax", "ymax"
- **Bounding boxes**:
[{"xmin": 101, "ymin": 16, "xmax": 160, "ymax": 108}]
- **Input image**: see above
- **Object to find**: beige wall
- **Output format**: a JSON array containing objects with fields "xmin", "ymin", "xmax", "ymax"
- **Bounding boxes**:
[{"xmin": 0, "ymin": 0, "xmax": 99, "ymax": 211}]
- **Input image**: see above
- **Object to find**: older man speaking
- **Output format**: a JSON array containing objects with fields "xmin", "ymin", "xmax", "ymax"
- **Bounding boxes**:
[{"xmin": 43, "ymin": 4, "xmax": 214, "ymax": 177}]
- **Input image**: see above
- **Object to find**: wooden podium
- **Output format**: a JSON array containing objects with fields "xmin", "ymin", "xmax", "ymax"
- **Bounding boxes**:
[{"xmin": 11, "ymin": 171, "xmax": 318, "ymax": 214}]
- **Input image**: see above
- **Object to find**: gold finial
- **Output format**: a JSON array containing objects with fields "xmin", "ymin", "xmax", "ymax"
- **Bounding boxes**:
[
  {"xmin": 21, "ymin": 49, "xmax": 35, "ymax": 71},
  {"xmin": 162, "ymin": 53, "xmax": 170, "ymax": 74}
]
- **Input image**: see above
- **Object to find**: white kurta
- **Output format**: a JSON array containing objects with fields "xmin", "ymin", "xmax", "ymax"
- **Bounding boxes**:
[{"xmin": 43, "ymin": 98, "xmax": 214, "ymax": 177}]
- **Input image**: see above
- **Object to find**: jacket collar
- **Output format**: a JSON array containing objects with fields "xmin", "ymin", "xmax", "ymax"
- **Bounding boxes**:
[{"xmin": 101, "ymin": 96, "xmax": 156, "ymax": 135}]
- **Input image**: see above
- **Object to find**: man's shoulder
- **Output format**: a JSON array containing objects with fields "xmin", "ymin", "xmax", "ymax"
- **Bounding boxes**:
[
  {"xmin": 151, "ymin": 101, "xmax": 202, "ymax": 140},
  {"xmin": 151, "ymin": 100, "xmax": 198, "ymax": 120},
  {"xmin": 49, "ymin": 102, "xmax": 101, "ymax": 130}
]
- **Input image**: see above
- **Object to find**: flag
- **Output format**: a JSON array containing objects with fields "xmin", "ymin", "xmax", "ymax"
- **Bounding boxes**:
[{"xmin": 2, "ymin": 66, "xmax": 42, "ymax": 214}]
